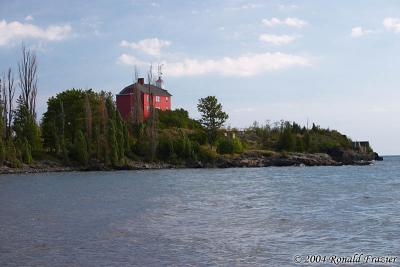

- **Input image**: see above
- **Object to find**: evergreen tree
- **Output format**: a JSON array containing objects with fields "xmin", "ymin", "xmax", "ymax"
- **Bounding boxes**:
[{"xmin": 13, "ymin": 98, "xmax": 41, "ymax": 158}]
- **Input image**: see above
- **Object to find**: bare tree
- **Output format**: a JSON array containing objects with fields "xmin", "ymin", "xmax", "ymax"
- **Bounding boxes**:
[
  {"xmin": 18, "ymin": 44, "xmax": 38, "ymax": 118},
  {"xmin": 147, "ymin": 64, "xmax": 157, "ymax": 160},
  {"xmin": 131, "ymin": 65, "xmax": 143, "ymax": 124},
  {"xmin": 0, "ymin": 68, "xmax": 16, "ymax": 140},
  {"xmin": 6, "ymin": 68, "xmax": 15, "ymax": 139},
  {"xmin": 0, "ymin": 74, "xmax": 5, "ymax": 139},
  {"xmin": 134, "ymin": 65, "xmax": 139, "ymax": 84}
]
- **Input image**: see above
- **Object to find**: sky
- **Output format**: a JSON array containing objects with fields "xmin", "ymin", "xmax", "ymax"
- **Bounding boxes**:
[{"xmin": 0, "ymin": 0, "xmax": 400, "ymax": 155}]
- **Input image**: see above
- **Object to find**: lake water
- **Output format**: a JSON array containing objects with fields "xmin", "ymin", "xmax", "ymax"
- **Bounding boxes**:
[{"xmin": 1, "ymin": 157, "xmax": 399, "ymax": 266}]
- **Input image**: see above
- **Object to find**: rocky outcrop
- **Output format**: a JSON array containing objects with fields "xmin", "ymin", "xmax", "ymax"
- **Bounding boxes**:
[
  {"xmin": 325, "ymin": 148, "xmax": 382, "ymax": 165},
  {"xmin": 0, "ymin": 149, "xmax": 383, "ymax": 175},
  {"xmin": 214, "ymin": 149, "xmax": 382, "ymax": 168}
]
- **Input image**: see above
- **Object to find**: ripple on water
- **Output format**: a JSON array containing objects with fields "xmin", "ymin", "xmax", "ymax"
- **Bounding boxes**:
[{"xmin": 0, "ymin": 158, "xmax": 399, "ymax": 266}]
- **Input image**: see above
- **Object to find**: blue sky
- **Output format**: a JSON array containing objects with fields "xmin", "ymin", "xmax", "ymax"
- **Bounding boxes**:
[{"xmin": 1, "ymin": 0, "xmax": 400, "ymax": 154}]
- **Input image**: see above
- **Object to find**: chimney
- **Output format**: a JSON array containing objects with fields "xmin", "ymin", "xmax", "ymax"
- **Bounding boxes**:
[{"xmin": 138, "ymin": 78, "xmax": 144, "ymax": 85}]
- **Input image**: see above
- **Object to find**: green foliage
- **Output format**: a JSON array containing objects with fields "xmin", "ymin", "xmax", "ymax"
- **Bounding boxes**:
[
  {"xmin": 5, "ymin": 142, "xmax": 21, "ymax": 168},
  {"xmin": 158, "ymin": 108, "xmax": 201, "ymax": 129},
  {"xmin": 41, "ymin": 89, "xmax": 130, "ymax": 166},
  {"xmin": 217, "ymin": 137, "xmax": 243, "ymax": 154},
  {"xmin": 72, "ymin": 130, "xmax": 89, "ymax": 166},
  {"xmin": 0, "ymin": 139, "xmax": 5, "ymax": 166},
  {"xmin": 197, "ymin": 145, "xmax": 217, "ymax": 163},
  {"xmin": 243, "ymin": 120, "xmax": 357, "ymax": 154},
  {"xmin": 157, "ymin": 135, "xmax": 175, "ymax": 160},
  {"xmin": 197, "ymin": 96, "xmax": 229, "ymax": 146},
  {"xmin": 188, "ymin": 130, "xmax": 207, "ymax": 145},
  {"xmin": 20, "ymin": 138, "xmax": 33, "ymax": 164},
  {"xmin": 14, "ymin": 100, "xmax": 42, "ymax": 157},
  {"xmin": 277, "ymin": 127, "xmax": 295, "ymax": 151},
  {"xmin": 108, "ymin": 121, "xmax": 119, "ymax": 166}
]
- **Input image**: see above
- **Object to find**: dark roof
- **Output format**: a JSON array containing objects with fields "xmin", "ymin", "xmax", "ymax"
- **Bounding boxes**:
[{"xmin": 118, "ymin": 83, "xmax": 172, "ymax": 96}]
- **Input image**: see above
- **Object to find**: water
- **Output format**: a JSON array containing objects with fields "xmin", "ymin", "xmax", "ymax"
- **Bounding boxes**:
[{"xmin": 0, "ymin": 157, "xmax": 399, "ymax": 266}]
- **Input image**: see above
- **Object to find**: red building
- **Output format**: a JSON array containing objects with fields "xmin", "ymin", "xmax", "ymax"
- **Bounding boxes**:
[{"xmin": 116, "ymin": 77, "xmax": 172, "ymax": 120}]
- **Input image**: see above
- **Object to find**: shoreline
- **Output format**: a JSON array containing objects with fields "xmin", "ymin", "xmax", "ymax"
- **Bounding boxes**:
[{"xmin": 0, "ymin": 151, "xmax": 382, "ymax": 175}]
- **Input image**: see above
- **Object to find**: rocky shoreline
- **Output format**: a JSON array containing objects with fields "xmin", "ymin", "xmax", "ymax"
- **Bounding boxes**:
[{"xmin": 0, "ymin": 150, "xmax": 383, "ymax": 175}]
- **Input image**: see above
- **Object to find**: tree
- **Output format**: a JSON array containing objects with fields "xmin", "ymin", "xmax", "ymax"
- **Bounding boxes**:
[
  {"xmin": 147, "ymin": 65, "xmax": 158, "ymax": 160},
  {"xmin": 84, "ymin": 93, "xmax": 92, "ymax": 155},
  {"xmin": 13, "ymin": 98, "xmax": 42, "ymax": 156},
  {"xmin": 277, "ymin": 127, "xmax": 295, "ymax": 151},
  {"xmin": 197, "ymin": 96, "xmax": 228, "ymax": 147},
  {"xmin": 0, "ymin": 68, "xmax": 16, "ymax": 140},
  {"xmin": 72, "ymin": 130, "xmax": 88, "ymax": 166},
  {"xmin": 131, "ymin": 65, "xmax": 143, "ymax": 124},
  {"xmin": 18, "ymin": 44, "xmax": 38, "ymax": 118},
  {"xmin": 6, "ymin": 68, "xmax": 16, "ymax": 140}
]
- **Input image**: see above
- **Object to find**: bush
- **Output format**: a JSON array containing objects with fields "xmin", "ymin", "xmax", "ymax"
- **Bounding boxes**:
[
  {"xmin": 157, "ymin": 136, "xmax": 175, "ymax": 160},
  {"xmin": 217, "ymin": 138, "xmax": 243, "ymax": 154},
  {"xmin": 158, "ymin": 109, "xmax": 201, "ymax": 129},
  {"xmin": 188, "ymin": 130, "xmax": 207, "ymax": 145},
  {"xmin": 6, "ymin": 142, "xmax": 21, "ymax": 168},
  {"xmin": 20, "ymin": 139, "xmax": 33, "ymax": 164},
  {"xmin": 197, "ymin": 145, "xmax": 217, "ymax": 163}
]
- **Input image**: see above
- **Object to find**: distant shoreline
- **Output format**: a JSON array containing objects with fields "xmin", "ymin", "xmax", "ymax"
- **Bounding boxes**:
[{"xmin": 0, "ymin": 151, "xmax": 383, "ymax": 175}]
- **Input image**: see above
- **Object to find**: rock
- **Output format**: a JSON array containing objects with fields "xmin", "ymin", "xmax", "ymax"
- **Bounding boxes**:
[{"xmin": 374, "ymin": 152, "xmax": 383, "ymax": 161}]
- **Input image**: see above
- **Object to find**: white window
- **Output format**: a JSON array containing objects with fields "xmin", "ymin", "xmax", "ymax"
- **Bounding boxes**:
[
  {"xmin": 147, "ymin": 106, "xmax": 150, "ymax": 111},
  {"xmin": 156, "ymin": 96, "xmax": 160, "ymax": 102},
  {"xmin": 166, "ymin": 97, "xmax": 169, "ymax": 102},
  {"xmin": 146, "ymin": 95, "xmax": 150, "ymax": 102}
]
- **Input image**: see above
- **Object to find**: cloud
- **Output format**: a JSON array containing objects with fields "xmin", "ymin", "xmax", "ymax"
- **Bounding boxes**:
[
  {"xmin": 25, "ymin": 15, "xmax": 34, "ymax": 21},
  {"xmin": 0, "ymin": 20, "xmax": 72, "ymax": 46},
  {"xmin": 119, "ymin": 52, "xmax": 312, "ymax": 77},
  {"xmin": 118, "ymin": 54, "xmax": 147, "ymax": 66},
  {"xmin": 383, "ymin": 17, "xmax": 400, "ymax": 33},
  {"xmin": 351, "ymin": 26, "xmax": 372, "ymax": 38},
  {"xmin": 259, "ymin": 34, "xmax": 297, "ymax": 45},
  {"xmin": 120, "ymin": 38, "xmax": 171, "ymax": 56},
  {"xmin": 262, "ymin": 17, "xmax": 307, "ymax": 28}
]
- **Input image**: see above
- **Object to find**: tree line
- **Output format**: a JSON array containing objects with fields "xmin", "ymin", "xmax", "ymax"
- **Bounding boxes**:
[
  {"xmin": 0, "ymin": 47, "xmax": 363, "ymax": 169},
  {"xmin": 0, "ymin": 45, "xmax": 41, "ymax": 167}
]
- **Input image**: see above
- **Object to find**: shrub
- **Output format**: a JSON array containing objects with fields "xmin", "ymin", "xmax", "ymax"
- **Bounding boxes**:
[
  {"xmin": 198, "ymin": 145, "xmax": 217, "ymax": 163},
  {"xmin": 157, "ymin": 136, "xmax": 175, "ymax": 160},
  {"xmin": 217, "ymin": 138, "xmax": 243, "ymax": 154}
]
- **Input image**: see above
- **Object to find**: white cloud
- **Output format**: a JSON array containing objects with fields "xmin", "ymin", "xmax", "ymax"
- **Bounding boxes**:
[
  {"xmin": 25, "ymin": 15, "xmax": 34, "ymax": 21},
  {"xmin": 120, "ymin": 38, "xmax": 171, "ymax": 56},
  {"xmin": 351, "ymin": 26, "xmax": 372, "ymax": 38},
  {"xmin": 0, "ymin": 20, "xmax": 72, "ymax": 46},
  {"xmin": 262, "ymin": 17, "xmax": 307, "ymax": 28},
  {"xmin": 119, "ymin": 52, "xmax": 312, "ymax": 77},
  {"xmin": 259, "ymin": 34, "xmax": 297, "ymax": 45},
  {"xmin": 383, "ymin": 17, "xmax": 400, "ymax": 33},
  {"xmin": 117, "ymin": 54, "xmax": 146, "ymax": 66}
]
